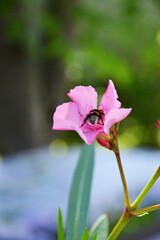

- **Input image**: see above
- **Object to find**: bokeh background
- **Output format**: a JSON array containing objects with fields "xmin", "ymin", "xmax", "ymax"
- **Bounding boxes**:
[
  {"xmin": 0, "ymin": 0, "xmax": 160, "ymax": 154},
  {"xmin": 0, "ymin": 0, "xmax": 160, "ymax": 239}
]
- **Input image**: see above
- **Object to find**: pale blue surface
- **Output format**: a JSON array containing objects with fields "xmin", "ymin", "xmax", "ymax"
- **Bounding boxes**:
[
  {"xmin": 146, "ymin": 236, "xmax": 160, "ymax": 240},
  {"xmin": 0, "ymin": 145, "xmax": 159, "ymax": 239}
]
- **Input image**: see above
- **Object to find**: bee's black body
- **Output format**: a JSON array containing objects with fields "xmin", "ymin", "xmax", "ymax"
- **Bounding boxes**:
[{"xmin": 81, "ymin": 109, "xmax": 104, "ymax": 127}]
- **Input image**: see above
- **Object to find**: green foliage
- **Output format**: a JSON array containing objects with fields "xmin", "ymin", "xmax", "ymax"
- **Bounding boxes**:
[
  {"xmin": 73, "ymin": 220, "xmax": 79, "ymax": 240},
  {"xmin": 92, "ymin": 232, "xmax": 98, "ymax": 240},
  {"xmin": 66, "ymin": 143, "xmax": 95, "ymax": 240},
  {"xmin": 7, "ymin": 17, "xmax": 25, "ymax": 43},
  {"xmin": 66, "ymin": 0, "xmax": 160, "ymax": 147},
  {"xmin": 58, "ymin": 208, "xmax": 65, "ymax": 240},
  {"xmin": 42, "ymin": 12, "xmax": 68, "ymax": 59},
  {"xmin": 1, "ymin": 0, "xmax": 160, "ymax": 147},
  {"xmin": 80, "ymin": 228, "xmax": 90, "ymax": 240},
  {"xmin": 90, "ymin": 214, "xmax": 109, "ymax": 240},
  {"xmin": 110, "ymin": 210, "xmax": 157, "ymax": 239},
  {"xmin": 0, "ymin": 0, "xmax": 18, "ymax": 15}
]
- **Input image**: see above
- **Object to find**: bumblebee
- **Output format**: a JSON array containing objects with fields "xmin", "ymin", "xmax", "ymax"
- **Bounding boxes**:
[{"xmin": 81, "ymin": 109, "xmax": 104, "ymax": 127}]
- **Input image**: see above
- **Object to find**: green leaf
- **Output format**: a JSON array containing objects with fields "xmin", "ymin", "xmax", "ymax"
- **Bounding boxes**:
[
  {"xmin": 90, "ymin": 214, "xmax": 109, "ymax": 240},
  {"xmin": 81, "ymin": 228, "xmax": 90, "ymax": 240},
  {"xmin": 92, "ymin": 232, "xmax": 98, "ymax": 240},
  {"xmin": 66, "ymin": 143, "xmax": 95, "ymax": 240},
  {"xmin": 73, "ymin": 220, "xmax": 79, "ymax": 240},
  {"xmin": 58, "ymin": 208, "xmax": 65, "ymax": 240}
]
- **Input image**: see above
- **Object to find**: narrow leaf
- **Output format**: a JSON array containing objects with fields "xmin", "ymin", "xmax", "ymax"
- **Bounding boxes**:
[
  {"xmin": 73, "ymin": 220, "xmax": 79, "ymax": 240},
  {"xmin": 90, "ymin": 214, "xmax": 109, "ymax": 240},
  {"xmin": 66, "ymin": 143, "xmax": 95, "ymax": 240},
  {"xmin": 58, "ymin": 208, "xmax": 65, "ymax": 240},
  {"xmin": 81, "ymin": 228, "xmax": 90, "ymax": 240},
  {"xmin": 92, "ymin": 232, "xmax": 98, "ymax": 240}
]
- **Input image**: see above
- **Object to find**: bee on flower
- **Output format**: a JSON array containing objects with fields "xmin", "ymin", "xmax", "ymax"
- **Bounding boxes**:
[{"xmin": 52, "ymin": 80, "xmax": 132, "ymax": 145}]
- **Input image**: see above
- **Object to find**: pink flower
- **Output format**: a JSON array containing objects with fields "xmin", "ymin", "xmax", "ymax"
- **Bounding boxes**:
[
  {"xmin": 52, "ymin": 80, "xmax": 132, "ymax": 145},
  {"xmin": 157, "ymin": 120, "xmax": 160, "ymax": 129}
]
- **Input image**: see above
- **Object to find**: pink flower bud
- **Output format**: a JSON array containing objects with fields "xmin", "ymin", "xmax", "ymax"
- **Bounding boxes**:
[
  {"xmin": 157, "ymin": 120, "xmax": 160, "ymax": 129},
  {"xmin": 97, "ymin": 138, "xmax": 112, "ymax": 150}
]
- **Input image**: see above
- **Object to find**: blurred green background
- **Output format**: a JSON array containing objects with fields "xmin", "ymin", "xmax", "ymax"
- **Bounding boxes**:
[{"xmin": 0, "ymin": 0, "xmax": 160, "ymax": 154}]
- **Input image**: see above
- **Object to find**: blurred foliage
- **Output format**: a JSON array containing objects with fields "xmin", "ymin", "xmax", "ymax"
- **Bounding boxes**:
[
  {"xmin": 111, "ymin": 210, "xmax": 160, "ymax": 239},
  {"xmin": 1, "ymin": 0, "xmax": 160, "ymax": 147}
]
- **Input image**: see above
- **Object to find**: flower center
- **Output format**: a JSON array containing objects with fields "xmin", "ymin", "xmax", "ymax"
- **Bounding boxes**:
[
  {"xmin": 87, "ymin": 114, "xmax": 99, "ymax": 125},
  {"xmin": 80, "ymin": 109, "xmax": 104, "ymax": 127}
]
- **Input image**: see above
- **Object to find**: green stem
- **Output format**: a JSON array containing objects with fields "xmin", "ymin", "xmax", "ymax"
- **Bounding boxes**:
[
  {"xmin": 132, "ymin": 204, "xmax": 160, "ymax": 216},
  {"xmin": 107, "ymin": 208, "xmax": 132, "ymax": 240},
  {"xmin": 114, "ymin": 149, "xmax": 131, "ymax": 208},
  {"xmin": 106, "ymin": 126, "xmax": 160, "ymax": 240},
  {"xmin": 107, "ymin": 165, "xmax": 160, "ymax": 240},
  {"xmin": 131, "ymin": 166, "xmax": 160, "ymax": 210}
]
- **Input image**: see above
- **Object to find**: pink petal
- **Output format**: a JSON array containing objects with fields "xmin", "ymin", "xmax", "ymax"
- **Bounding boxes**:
[
  {"xmin": 78, "ymin": 127, "xmax": 103, "ymax": 145},
  {"xmin": 53, "ymin": 102, "xmax": 82, "ymax": 130},
  {"xmin": 67, "ymin": 85, "xmax": 98, "ymax": 116},
  {"xmin": 103, "ymin": 108, "xmax": 132, "ymax": 134},
  {"xmin": 99, "ymin": 80, "xmax": 121, "ymax": 114},
  {"xmin": 52, "ymin": 102, "xmax": 102, "ymax": 145}
]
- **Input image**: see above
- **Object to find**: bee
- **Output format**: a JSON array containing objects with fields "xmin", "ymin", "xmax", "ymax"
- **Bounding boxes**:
[{"xmin": 81, "ymin": 109, "xmax": 104, "ymax": 127}]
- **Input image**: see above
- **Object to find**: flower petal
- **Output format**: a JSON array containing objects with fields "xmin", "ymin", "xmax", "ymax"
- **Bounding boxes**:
[
  {"xmin": 52, "ymin": 101, "xmax": 102, "ymax": 144},
  {"xmin": 104, "ymin": 108, "xmax": 132, "ymax": 134},
  {"xmin": 78, "ymin": 127, "xmax": 103, "ymax": 145},
  {"xmin": 52, "ymin": 102, "xmax": 82, "ymax": 130},
  {"xmin": 99, "ymin": 80, "xmax": 121, "ymax": 114},
  {"xmin": 67, "ymin": 85, "xmax": 98, "ymax": 116}
]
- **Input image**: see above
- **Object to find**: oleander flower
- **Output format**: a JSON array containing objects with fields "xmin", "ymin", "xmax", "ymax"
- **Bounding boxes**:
[
  {"xmin": 157, "ymin": 120, "xmax": 160, "ymax": 129},
  {"xmin": 52, "ymin": 80, "xmax": 132, "ymax": 145}
]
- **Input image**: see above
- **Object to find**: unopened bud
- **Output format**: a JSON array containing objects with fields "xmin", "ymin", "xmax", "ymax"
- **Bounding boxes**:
[{"xmin": 97, "ymin": 138, "xmax": 112, "ymax": 150}]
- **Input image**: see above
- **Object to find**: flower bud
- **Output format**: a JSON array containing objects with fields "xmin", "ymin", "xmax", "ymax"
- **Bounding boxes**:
[{"xmin": 97, "ymin": 138, "xmax": 112, "ymax": 150}]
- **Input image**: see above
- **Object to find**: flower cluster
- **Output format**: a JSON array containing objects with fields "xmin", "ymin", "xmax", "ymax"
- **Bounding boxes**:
[{"xmin": 52, "ymin": 80, "xmax": 132, "ymax": 145}]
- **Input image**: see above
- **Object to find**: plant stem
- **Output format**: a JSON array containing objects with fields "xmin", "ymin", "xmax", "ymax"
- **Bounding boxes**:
[
  {"xmin": 107, "ymin": 203, "xmax": 160, "ymax": 240},
  {"xmin": 106, "ymin": 125, "xmax": 160, "ymax": 240},
  {"xmin": 132, "ymin": 204, "xmax": 160, "ymax": 216},
  {"xmin": 114, "ymin": 149, "xmax": 131, "ymax": 208},
  {"xmin": 107, "ymin": 208, "xmax": 132, "ymax": 240},
  {"xmin": 131, "ymin": 166, "xmax": 160, "ymax": 210}
]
